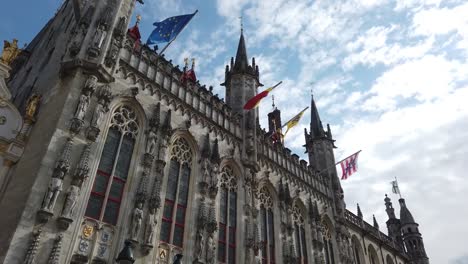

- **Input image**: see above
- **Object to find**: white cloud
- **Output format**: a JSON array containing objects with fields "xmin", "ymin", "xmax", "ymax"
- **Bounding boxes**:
[
  {"xmin": 362, "ymin": 55, "xmax": 468, "ymax": 111},
  {"xmin": 412, "ymin": 2, "xmax": 468, "ymax": 37}
]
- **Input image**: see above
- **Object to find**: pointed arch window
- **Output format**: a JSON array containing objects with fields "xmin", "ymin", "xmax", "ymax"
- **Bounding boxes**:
[
  {"xmin": 322, "ymin": 219, "xmax": 335, "ymax": 264},
  {"xmin": 218, "ymin": 166, "xmax": 237, "ymax": 264},
  {"xmin": 160, "ymin": 137, "xmax": 193, "ymax": 248},
  {"xmin": 292, "ymin": 205, "xmax": 308, "ymax": 264},
  {"xmin": 85, "ymin": 105, "xmax": 140, "ymax": 225},
  {"xmin": 258, "ymin": 186, "xmax": 275, "ymax": 264}
]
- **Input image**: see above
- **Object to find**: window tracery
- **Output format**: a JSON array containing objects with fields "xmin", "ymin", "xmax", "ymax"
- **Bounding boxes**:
[
  {"xmin": 218, "ymin": 166, "xmax": 237, "ymax": 264},
  {"xmin": 292, "ymin": 204, "xmax": 308, "ymax": 264},
  {"xmin": 160, "ymin": 137, "xmax": 193, "ymax": 248},
  {"xmin": 258, "ymin": 186, "xmax": 275, "ymax": 264},
  {"xmin": 85, "ymin": 105, "xmax": 140, "ymax": 225},
  {"xmin": 321, "ymin": 217, "xmax": 335, "ymax": 264}
]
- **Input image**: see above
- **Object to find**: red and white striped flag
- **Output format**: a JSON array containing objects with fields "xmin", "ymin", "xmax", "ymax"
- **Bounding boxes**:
[{"xmin": 338, "ymin": 151, "xmax": 361, "ymax": 180}]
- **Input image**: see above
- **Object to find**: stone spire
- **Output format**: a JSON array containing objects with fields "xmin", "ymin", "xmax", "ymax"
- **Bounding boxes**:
[
  {"xmin": 399, "ymin": 198, "xmax": 429, "ymax": 263},
  {"xmin": 233, "ymin": 31, "xmax": 249, "ymax": 73},
  {"xmin": 310, "ymin": 94, "xmax": 325, "ymax": 139},
  {"xmin": 357, "ymin": 203, "xmax": 363, "ymax": 219},
  {"xmin": 373, "ymin": 215, "xmax": 379, "ymax": 229},
  {"xmin": 385, "ymin": 194, "xmax": 396, "ymax": 219},
  {"xmin": 210, "ymin": 138, "xmax": 221, "ymax": 164}
]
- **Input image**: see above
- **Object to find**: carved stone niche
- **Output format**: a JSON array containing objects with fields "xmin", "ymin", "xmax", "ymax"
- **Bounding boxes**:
[
  {"xmin": 70, "ymin": 118, "xmax": 85, "ymax": 134},
  {"xmin": 57, "ymin": 216, "xmax": 74, "ymax": 231},
  {"xmin": 86, "ymin": 126, "xmax": 100, "ymax": 141},
  {"xmin": 36, "ymin": 209, "xmax": 54, "ymax": 224}
]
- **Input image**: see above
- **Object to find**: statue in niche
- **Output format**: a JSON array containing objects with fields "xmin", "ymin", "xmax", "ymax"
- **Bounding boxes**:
[
  {"xmin": 201, "ymin": 159, "xmax": 210, "ymax": 183},
  {"xmin": 61, "ymin": 184, "xmax": 80, "ymax": 217},
  {"xmin": 144, "ymin": 207, "xmax": 158, "ymax": 244},
  {"xmin": 91, "ymin": 99, "xmax": 107, "ymax": 127},
  {"xmin": 195, "ymin": 229, "xmax": 205, "ymax": 260},
  {"xmin": 84, "ymin": 75, "xmax": 98, "ymax": 91},
  {"xmin": 130, "ymin": 202, "xmax": 144, "ymax": 240},
  {"xmin": 41, "ymin": 169, "xmax": 65, "ymax": 211},
  {"xmin": 145, "ymin": 127, "xmax": 157, "ymax": 155},
  {"xmin": 158, "ymin": 139, "xmax": 168, "ymax": 161},
  {"xmin": 74, "ymin": 90, "xmax": 90, "ymax": 120},
  {"xmin": 25, "ymin": 94, "xmax": 41, "ymax": 120}
]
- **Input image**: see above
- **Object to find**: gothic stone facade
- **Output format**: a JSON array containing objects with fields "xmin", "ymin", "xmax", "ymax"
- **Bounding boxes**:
[{"xmin": 0, "ymin": 1, "xmax": 429, "ymax": 264}]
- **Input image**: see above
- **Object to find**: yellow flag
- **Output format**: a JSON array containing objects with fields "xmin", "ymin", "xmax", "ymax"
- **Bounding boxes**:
[{"xmin": 283, "ymin": 107, "xmax": 309, "ymax": 137}]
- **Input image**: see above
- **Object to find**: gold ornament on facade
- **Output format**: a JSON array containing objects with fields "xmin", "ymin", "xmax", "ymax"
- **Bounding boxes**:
[
  {"xmin": 321, "ymin": 216, "xmax": 332, "ymax": 240},
  {"xmin": 82, "ymin": 224, "xmax": 94, "ymax": 238},
  {"xmin": 24, "ymin": 93, "xmax": 41, "ymax": 121},
  {"xmin": 1, "ymin": 39, "xmax": 21, "ymax": 66}
]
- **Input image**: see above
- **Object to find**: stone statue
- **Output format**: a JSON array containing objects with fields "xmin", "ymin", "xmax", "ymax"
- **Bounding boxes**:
[
  {"xmin": 131, "ymin": 202, "xmax": 144, "ymax": 240},
  {"xmin": 74, "ymin": 91, "xmax": 90, "ymax": 120},
  {"xmin": 201, "ymin": 159, "xmax": 210, "ymax": 183},
  {"xmin": 145, "ymin": 128, "xmax": 157, "ymax": 155},
  {"xmin": 1, "ymin": 39, "xmax": 21, "ymax": 66},
  {"xmin": 84, "ymin": 75, "xmax": 98, "ymax": 91},
  {"xmin": 25, "ymin": 94, "xmax": 41, "ymax": 120},
  {"xmin": 61, "ymin": 185, "xmax": 80, "ymax": 217},
  {"xmin": 206, "ymin": 234, "xmax": 216, "ymax": 264},
  {"xmin": 195, "ymin": 229, "xmax": 205, "ymax": 260},
  {"xmin": 41, "ymin": 173, "xmax": 64, "ymax": 211},
  {"xmin": 144, "ymin": 208, "xmax": 158, "ymax": 244},
  {"xmin": 91, "ymin": 100, "xmax": 106, "ymax": 127},
  {"xmin": 158, "ymin": 140, "xmax": 168, "ymax": 161}
]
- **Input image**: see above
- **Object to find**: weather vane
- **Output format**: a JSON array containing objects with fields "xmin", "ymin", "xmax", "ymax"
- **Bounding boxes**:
[{"xmin": 239, "ymin": 16, "xmax": 243, "ymax": 33}]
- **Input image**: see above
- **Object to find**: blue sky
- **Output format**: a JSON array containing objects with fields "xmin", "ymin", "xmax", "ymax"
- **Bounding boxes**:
[{"xmin": 2, "ymin": 0, "xmax": 468, "ymax": 263}]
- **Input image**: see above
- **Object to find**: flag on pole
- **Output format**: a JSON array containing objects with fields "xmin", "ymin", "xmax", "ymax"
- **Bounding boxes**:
[
  {"xmin": 243, "ymin": 81, "xmax": 282, "ymax": 110},
  {"xmin": 338, "ymin": 151, "xmax": 361, "ymax": 180},
  {"xmin": 391, "ymin": 180, "xmax": 400, "ymax": 195},
  {"xmin": 282, "ymin": 107, "xmax": 309, "ymax": 137},
  {"xmin": 147, "ymin": 11, "xmax": 197, "ymax": 45}
]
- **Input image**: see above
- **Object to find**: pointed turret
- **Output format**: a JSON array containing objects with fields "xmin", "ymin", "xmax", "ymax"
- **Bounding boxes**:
[
  {"xmin": 201, "ymin": 134, "xmax": 211, "ymax": 159},
  {"xmin": 399, "ymin": 198, "xmax": 429, "ymax": 264},
  {"xmin": 210, "ymin": 139, "xmax": 221, "ymax": 164},
  {"xmin": 373, "ymin": 215, "xmax": 379, "ymax": 229},
  {"xmin": 233, "ymin": 31, "xmax": 249, "ymax": 73},
  {"xmin": 310, "ymin": 94, "xmax": 325, "ymax": 139},
  {"xmin": 399, "ymin": 199, "xmax": 415, "ymax": 225},
  {"xmin": 384, "ymin": 194, "xmax": 403, "ymax": 248},
  {"xmin": 357, "ymin": 203, "xmax": 363, "ymax": 219},
  {"xmin": 221, "ymin": 29, "xmax": 261, "ymax": 166}
]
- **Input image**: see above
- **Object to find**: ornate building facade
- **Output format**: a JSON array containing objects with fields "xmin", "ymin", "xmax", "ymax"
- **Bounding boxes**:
[{"xmin": 0, "ymin": 1, "xmax": 429, "ymax": 264}]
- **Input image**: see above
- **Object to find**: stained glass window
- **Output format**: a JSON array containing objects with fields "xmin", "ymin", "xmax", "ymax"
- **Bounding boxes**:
[
  {"xmin": 292, "ymin": 204, "xmax": 308, "ymax": 263},
  {"xmin": 160, "ymin": 137, "xmax": 193, "ymax": 248},
  {"xmin": 218, "ymin": 166, "xmax": 237, "ymax": 263},
  {"xmin": 258, "ymin": 186, "xmax": 275, "ymax": 264},
  {"xmin": 85, "ymin": 105, "xmax": 139, "ymax": 225}
]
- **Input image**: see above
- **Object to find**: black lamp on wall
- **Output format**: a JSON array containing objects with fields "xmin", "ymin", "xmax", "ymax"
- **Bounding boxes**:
[{"xmin": 116, "ymin": 240, "xmax": 135, "ymax": 264}]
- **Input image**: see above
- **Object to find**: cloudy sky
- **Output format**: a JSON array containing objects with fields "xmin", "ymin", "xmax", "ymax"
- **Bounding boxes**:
[{"xmin": 1, "ymin": 0, "xmax": 468, "ymax": 263}]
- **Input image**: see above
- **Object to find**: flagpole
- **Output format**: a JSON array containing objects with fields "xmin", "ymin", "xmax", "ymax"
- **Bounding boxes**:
[
  {"xmin": 281, "ymin": 106, "xmax": 309, "ymax": 129},
  {"xmin": 159, "ymin": 10, "xmax": 198, "ymax": 56},
  {"xmin": 395, "ymin": 176, "xmax": 402, "ymax": 199}
]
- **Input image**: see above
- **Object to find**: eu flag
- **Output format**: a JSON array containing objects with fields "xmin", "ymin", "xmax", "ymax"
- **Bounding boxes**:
[{"xmin": 147, "ymin": 11, "xmax": 197, "ymax": 45}]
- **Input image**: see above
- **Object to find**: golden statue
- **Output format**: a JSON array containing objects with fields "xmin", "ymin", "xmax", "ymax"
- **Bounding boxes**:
[
  {"xmin": 1, "ymin": 39, "xmax": 21, "ymax": 66},
  {"xmin": 25, "ymin": 93, "xmax": 41, "ymax": 120}
]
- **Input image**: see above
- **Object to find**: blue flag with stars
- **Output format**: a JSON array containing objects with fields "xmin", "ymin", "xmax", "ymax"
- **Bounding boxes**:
[{"xmin": 147, "ymin": 12, "xmax": 197, "ymax": 45}]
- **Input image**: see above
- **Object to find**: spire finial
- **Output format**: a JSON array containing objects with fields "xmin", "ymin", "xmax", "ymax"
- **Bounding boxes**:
[
  {"xmin": 272, "ymin": 95, "xmax": 275, "ymax": 109},
  {"xmin": 239, "ymin": 16, "xmax": 243, "ymax": 34}
]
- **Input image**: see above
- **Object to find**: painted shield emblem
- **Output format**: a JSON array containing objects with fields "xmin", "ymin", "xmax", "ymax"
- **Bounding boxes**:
[{"xmin": 82, "ymin": 224, "xmax": 94, "ymax": 238}]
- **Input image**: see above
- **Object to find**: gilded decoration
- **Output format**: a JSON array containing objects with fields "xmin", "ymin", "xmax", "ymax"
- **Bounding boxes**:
[
  {"xmin": 24, "ymin": 94, "xmax": 41, "ymax": 121},
  {"xmin": 1, "ymin": 39, "xmax": 21, "ymax": 66},
  {"xmin": 82, "ymin": 224, "xmax": 94, "ymax": 238}
]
